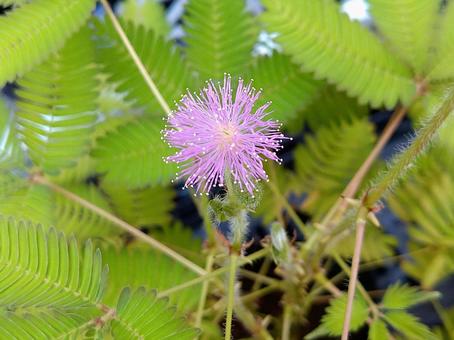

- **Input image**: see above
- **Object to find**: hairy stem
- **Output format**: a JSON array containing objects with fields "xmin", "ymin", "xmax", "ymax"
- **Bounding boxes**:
[
  {"xmin": 32, "ymin": 174, "xmax": 206, "ymax": 276},
  {"xmin": 99, "ymin": 0, "xmax": 171, "ymax": 114},
  {"xmin": 365, "ymin": 89, "xmax": 454, "ymax": 207},
  {"xmin": 225, "ymin": 253, "xmax": 238, "ymax": 340},
  {"xmin": 195, "ymin": 252, "xmax": 215, "ymax": 330},
  {"xmin": 341, "ymin": 90, "xmax": 454, "ymax": 337},
  {"xmin": 341, "ymin": 208, "xmax": 367, "ymax": 340}
]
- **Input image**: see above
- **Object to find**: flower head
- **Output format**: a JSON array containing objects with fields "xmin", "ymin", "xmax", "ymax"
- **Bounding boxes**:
[{"xmin": 163, "ymin": 75, "xmax": 288, "ymax": 195}]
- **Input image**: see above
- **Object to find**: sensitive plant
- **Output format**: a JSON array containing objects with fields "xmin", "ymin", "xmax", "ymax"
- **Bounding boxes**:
[{"xmin": 1, "ymin": 0, "xmax": 454, "ymax": 339}]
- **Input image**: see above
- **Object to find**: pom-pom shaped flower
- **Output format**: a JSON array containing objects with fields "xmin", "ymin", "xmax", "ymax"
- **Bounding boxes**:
[{"xmin": 163, "ymin": 75, "xmax": 287, "ymax": 195}]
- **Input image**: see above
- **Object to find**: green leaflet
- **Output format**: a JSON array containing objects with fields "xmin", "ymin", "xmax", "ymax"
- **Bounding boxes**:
[
  {"xmin": 112, "ymin": 287, "xmax": 199, "ymax": 339},
  {"xmin": 0, "ymin": 218, "xmax": 106, "ymax": 338},
  {"xmin": 102, "ymin": 242, "xmax": 200, "ymax": 312},
  {"xmin": 184, "ymin": 0, "xmax": 258, "ymax": 81},
  {"xmin": 382, "ymin": 283, "xmax": 440, "ymax": 310},
  {"xmin": 294, "ymin": 119, "xmax": 376, "ymax": 219},
  {"xmin": 306, "ymin": 294, "xmax": 369, "ymax": 338},
  {"xmin": 385, "ymin": 311, "xmax": 436, "ymax": 340},
  {"xmin": 91, "ymin": 117, "xmax": 177, "ymax": 188},
  {"xmin": 0, "ymin": 181, "xmax": 55, "ymax": 226},
  {"xmin": 94, "ymin": 18, "xmax": 192, "ymax": 116},
  {"xmin": 261, "ymin": 0, "xmax": 416, "ymax": 109},
  {"xmin": 120, "ymin": 0, "xmax": 170, "ymax": 36},
  {"xmin": 0, "ymin": 0, "xmax": 95, "ymax": 87},
  {"xmin": 368, "ymin": 319, "xmax": 390, "ymax": 340},
  {"xmin": 102, "ymin": 181, "xmax": 175, "ymax": 227},
  {"xmin": 428, "ymin": 1, "xmax": 454, "ymax": 81},
  {"xmin": 369, "ymin": 0, "xmax": 440, "ymax": 74},
  {"xmin": 16, "ymin": 27, "xmax": 99, "ymax": 174},
  {"xmin": 249, "ymin": 53, "xmax": 321, "ymax": 122}
]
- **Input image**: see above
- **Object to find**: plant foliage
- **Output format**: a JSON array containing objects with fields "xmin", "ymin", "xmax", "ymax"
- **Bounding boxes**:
[
  {"xmin": 120, "ymin": 0, "xmax": 170, "ymax": 36},
  {"xmin": 249, "ymin": 53, "xmax": 321, "ymax": 122},
  {"xmin": 0, "ymin": 218, "xmax": 197, "ymax": 338},
  {"xmin": 0, "ymin": 218, "xmax": 106, "ymax": 338},
  {"xmin": 261, "ymin": 0, "xmax": 416, "ymax": 108},
  {"xmin": 101, "ymin": 243, "xmax": 200, "ymax": 312},
  {"xmin": 184, "ymin": 0, "xmax": 257, "ymax": 81},
  {"xmin": 369, "ymin": 0, "xmax": 439, "ymax": 74},
  {"xmin": 94, "ymin": 18, "xmax": 192, "ymax": 115},
  {"xmin": 16, "ymin": 28, "xmax": 99, "ymax": 173},
  {"xmin": 0, "ymin": 0, "xmax": 95, "ymax": 87},
  {"xmin": 294, "ymin": 118, "xmax": 376, "ymax": 219},
  {"xmin": 91, "ymin": 117, "xmax": 177, "ymax": 188}
]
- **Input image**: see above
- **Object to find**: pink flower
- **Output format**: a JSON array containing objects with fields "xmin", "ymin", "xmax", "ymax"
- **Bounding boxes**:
[{"xmin": 163, "ymin": 75, "xmax": 287, "ymax": 195}]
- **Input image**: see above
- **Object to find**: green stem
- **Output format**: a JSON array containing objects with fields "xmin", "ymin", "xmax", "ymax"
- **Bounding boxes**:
[
  {"xmin": 341, "ymin": 208, "xmax": 367, "ymax": 340},
  {"xmin": 225, "ymin": 253, "xmax": 238, "ymax": 340},
  {"xmin": 157, "ymin": 248, "xmax": 269, "ymax": 298},
  {"xmin": 195, "ymin": 252, "xmax": 215, "ymax": 330},
  {"xmin": 365, "ymin": 89, "xmax": 454, "ymax": 207},
  {"xmin": 282, "ymin": 304, "xmax": 292, "ymax": 340},
  {"xmin": 33, "ymin": 174, "xmax": 206, "ymax": 276},
  {"xmin": 99, "ymin": 0, "xmax": 171, "ymax": 114}
]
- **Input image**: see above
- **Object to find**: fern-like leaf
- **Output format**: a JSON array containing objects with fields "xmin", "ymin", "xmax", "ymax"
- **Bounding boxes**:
[
  {"xmin": 120, "ymin": 0, "xmax": 170, "ymax": 36},
  {"xmin": 428, "ymin": 1, "xmax": 454, "ymax": 81},
  {"xmin": 102, "ymin": 181, "xmax": 175, "ymax": 227},
  {"xmin": 294, "ymin": 119, "xmax": 376, "ymax": 219},
  {"xmin": 300, "ymin": 85, "xmax": 372, "ymax": 131},
  {"xmin": 0, "ymin": 218, "xmax": 107, "ymax": 338},
  {"xmin": 0, "ymin": 0, "xmax": 95, "ymax": 87},
  {"xmin": 94, "ymin": 19, "xmax": 192, "ymax": 115},
  {"xmin": 184, "ymin": 0, "xmax": 257, "ymax": 81},
  {"xmin": 102, "ymin": 243, "xmax": 200, "ymax": 312},
  {"xmin": 261, "ymin": 0, "xmax": 415, "ymax": 108},
  {"xmin": 112, "ymin": 287, "xmax": 199, "ymax": 338},
  {"xmin": 16, "ymin": 27, "xmax": 99, "ymax": 173},
  {"xmin": 249, "ymin": 53, "xmax": 321, "ymax": 122},
  {"xmin": 369, "ymin": 0, "xmax": 440, "ymax": 74},
  {"xmin": 91, "ymin": 117, "xmax": 176, "ymax": 188}
]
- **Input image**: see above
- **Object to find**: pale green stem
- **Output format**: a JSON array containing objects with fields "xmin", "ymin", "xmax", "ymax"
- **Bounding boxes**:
[
  {"xmin": 195, "ymin": 252, "xmax": 215, "ymax": 331},
  {"xmin": 225, "ymin": 253, "xmax": 238, "ymax": 340},
  {"xmin": 99, "ymin": 0, "xmax": 171, "ymax": 114},
  {"xmin": 365, "ymin": 89, "xmax": 454, "ymax": 207},
  {"xmin": 282, "ymin": 305, "xmax": 292, "ymax": 340},
  {"xmin": 32, "ymin": 174, "xmax": 206, "ymax": 276},
  {"xmin": 157, "ymin": 248, "xmax": 269, "ymax": 298},
  {"xmin": 341, "ymin": 208, "xmax": 367, "ymax": 340}
]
